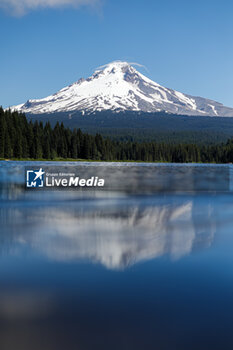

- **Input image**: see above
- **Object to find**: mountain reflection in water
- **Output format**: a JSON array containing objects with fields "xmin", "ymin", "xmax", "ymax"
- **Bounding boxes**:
[
  {"xmin": 1, "ymin": 162, "xmax": 233, "ymax": 350},
  {"xmin": 0, "ymin": 195, "xmax": 218, "ymax": 269}
]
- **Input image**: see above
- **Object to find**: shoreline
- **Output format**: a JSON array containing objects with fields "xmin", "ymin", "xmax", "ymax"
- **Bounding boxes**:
[{"xmin": 0, "ymin": 158, "xmax": 226, "ymax": 164}]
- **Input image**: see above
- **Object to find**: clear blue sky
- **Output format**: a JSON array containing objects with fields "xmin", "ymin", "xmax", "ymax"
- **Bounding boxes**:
[{"xmin": 1, "ymin": 0, "xmax": 233, "ymax": 108}]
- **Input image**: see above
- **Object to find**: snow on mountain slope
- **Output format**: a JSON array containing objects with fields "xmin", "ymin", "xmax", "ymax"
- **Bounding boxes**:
[{"xmin": 10, "ymin": 61, "xmax": 233, "ymax": 116}]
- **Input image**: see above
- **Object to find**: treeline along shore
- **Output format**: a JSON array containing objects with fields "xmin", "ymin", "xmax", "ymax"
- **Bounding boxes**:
[{"xmin": 1, "ymin": 107, "xmax": 233, "ymax": 163}]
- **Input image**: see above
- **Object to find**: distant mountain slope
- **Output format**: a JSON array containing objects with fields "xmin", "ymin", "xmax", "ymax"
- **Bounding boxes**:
[
  {"xmin": 27, "ymin": 111, "xmax": 233, "ymax": 144},
  {"xmin": 10, "ymin": 61, "xmax": 233, "ymax": 117}
]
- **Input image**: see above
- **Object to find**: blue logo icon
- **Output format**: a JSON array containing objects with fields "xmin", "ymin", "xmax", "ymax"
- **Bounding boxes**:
[{"xmin": 26, "ymin": 168, "xmax": 45, "ymax": 188}]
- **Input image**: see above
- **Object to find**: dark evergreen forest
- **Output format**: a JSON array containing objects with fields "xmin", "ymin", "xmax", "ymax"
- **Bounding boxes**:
[
  {"xmin": 28, "ymin": 110, "xmax": 233, "ymax": 144},
  {"xmin": 1, "ymin": 107, "xmax": 233, "ymax": 163}
]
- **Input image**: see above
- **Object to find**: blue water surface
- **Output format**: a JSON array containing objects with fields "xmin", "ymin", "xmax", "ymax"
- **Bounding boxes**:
[{"xmin": 0, "ymin": 161, "xmax": 233, "ymax": 350}]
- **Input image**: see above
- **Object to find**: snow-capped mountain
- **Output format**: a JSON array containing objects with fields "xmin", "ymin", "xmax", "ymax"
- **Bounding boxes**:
[{"xmin": 10, "ymin": 61, "xmax": 233, "ymax": 116}]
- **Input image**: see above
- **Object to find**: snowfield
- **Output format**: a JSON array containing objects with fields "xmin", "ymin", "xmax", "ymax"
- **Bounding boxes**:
[{"xmin": 10, "ymin": 61, "xmax": 233, "ymax": 117}]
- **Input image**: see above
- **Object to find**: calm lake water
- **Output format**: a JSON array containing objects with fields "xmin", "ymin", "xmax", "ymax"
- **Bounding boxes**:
[{"xmin": 1, "ymin": 161, "xmax": 233, "ymax": 350}]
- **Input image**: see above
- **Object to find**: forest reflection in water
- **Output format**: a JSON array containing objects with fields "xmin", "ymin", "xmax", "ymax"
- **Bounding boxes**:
[{"xmin": 1, "ymin": 162, "xmax": 233, "ymax": 350}]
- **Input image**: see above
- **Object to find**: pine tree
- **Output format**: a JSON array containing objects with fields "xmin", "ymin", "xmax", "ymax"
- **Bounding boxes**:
[
  {"xmin": 14, "ymin": 131, "xmax": 23, "ymax": 158},
  {"xmin": 0, "ymin": 111, "xmax": 5, "ymax": 158},
  {"xmin": 71, "ymin": 134, "xmax": 78, "ymax": 159},
  {"xmin": 4, "ymin": 128, "xmax": 11, "ymax": 158}
]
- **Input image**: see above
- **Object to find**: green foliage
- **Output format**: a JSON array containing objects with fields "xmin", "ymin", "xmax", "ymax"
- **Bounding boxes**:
[
  {"xmin": 1, "ymin": 108, "xmax": 233, "ymax": 163},
  {"xmin": 27, "ymin": 110, "xmax": 233, "ymax": 145}
]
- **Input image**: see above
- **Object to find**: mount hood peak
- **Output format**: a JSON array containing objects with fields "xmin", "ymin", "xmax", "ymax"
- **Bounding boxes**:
[{"xmin": 10, "ymin": 61, "xmax": 233, "ymax": 117}]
